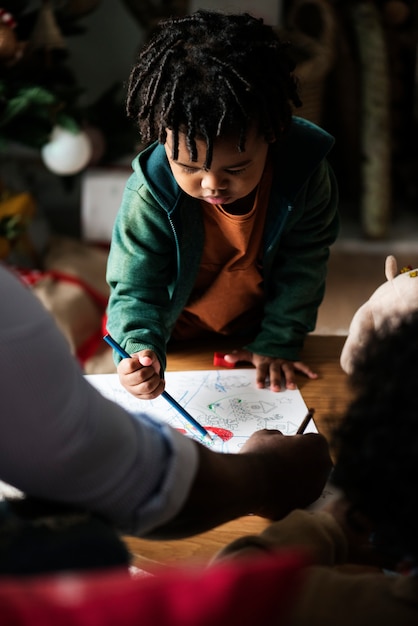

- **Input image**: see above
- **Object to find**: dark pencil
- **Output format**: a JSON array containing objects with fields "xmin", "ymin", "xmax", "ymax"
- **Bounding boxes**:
[
  {"xmin": 297, "ymin": 408, "xmax": 316, "ymax": 434},
  {"xmin": 103, "ymin": 333, "xmax": 212, "ymax": 441}
]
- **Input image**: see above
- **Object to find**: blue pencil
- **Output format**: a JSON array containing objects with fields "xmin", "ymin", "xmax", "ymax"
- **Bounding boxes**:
[{"xmin": 103, "ymin": 333, "xmax": 211, "ymax": 440}]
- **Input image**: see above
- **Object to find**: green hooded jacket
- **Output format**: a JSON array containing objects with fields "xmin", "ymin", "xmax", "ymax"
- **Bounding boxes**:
[{"xmin": 106, "ymin": 116, "xmax": 340, "ymax": 371}]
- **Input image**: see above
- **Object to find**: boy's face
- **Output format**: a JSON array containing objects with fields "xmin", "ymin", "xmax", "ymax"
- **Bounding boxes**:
[{"xmin": 164, "ymin": 127, "xmax": 270, "ymax": 206}]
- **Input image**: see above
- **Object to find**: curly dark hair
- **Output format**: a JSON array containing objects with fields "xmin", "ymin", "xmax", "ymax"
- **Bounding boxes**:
[
  {"xmin": 331, "ymin": 312, "xmax": 418, "ymax": 565},
  {"xmin": 126, "ymin": 9, "xmax": 302, "ymax": 168}
]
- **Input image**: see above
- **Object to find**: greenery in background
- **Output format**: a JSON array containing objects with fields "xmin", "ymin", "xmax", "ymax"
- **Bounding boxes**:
[{"xmin": 0, "ymin": 0, "xmax": 137, "ymax": 162}]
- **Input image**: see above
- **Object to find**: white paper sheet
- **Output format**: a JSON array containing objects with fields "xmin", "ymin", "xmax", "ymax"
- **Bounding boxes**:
[{"xmin": 85, "ymin": 369, "xmax": 316, "ymax": 453}]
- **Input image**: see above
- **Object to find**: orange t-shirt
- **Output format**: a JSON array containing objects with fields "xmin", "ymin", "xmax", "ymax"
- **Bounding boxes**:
[{"xmin": 173, "ymin": 161, "xmax": 273, "ymax": 339}]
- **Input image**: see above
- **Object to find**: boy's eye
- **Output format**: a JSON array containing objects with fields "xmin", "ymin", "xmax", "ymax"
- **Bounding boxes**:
[
  {"xmin": 226, "ymin": 168, "xmax": 247, "ymax": 176},
  {"xmin": 178, "ymin": 165, "xmax": 248, "ymax": 175}
]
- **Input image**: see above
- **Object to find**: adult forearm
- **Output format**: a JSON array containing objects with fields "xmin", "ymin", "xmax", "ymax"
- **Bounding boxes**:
[
  {"xmin": 145, "ymin": 430, "xmax": 332, "ymax": 539},
  {"xmin": 146, "ymin": 445, "xmax": 265, "ymax": 539}
]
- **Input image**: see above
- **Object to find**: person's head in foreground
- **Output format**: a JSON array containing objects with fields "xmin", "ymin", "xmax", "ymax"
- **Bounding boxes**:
[{"xmin": 331, "ymin": 311, "xmax": 418, "ymax": 573}]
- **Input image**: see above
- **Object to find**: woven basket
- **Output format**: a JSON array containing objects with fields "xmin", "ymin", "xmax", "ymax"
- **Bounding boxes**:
[{"xmin": 283, "ymin": 0, "xmax": 337, "ymax": 125}]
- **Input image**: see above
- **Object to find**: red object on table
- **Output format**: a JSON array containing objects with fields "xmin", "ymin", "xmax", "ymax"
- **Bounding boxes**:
[{"xmin": 213, "ymin": 352, "xmax": 236, "ymax": 368}]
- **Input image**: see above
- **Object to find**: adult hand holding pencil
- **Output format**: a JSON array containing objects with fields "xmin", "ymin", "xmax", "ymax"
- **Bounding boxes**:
[{"xmin": 103, "ymin": 334, "xmax": 212, "ymax": 442}]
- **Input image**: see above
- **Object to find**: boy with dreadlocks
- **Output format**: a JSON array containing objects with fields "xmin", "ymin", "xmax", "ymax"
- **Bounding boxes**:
[{"xmin": 106, "ymin": 9, "xmax": 339, "ymax": 400}]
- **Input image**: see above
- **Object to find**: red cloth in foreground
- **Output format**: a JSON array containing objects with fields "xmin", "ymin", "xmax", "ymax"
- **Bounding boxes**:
[{"xmin": 0, "ymin": 551, "xmax": 307, "ymax": 626}]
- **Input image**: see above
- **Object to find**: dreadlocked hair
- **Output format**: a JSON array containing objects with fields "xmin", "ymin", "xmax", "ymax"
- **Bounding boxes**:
[
  {"xmin": 331, "ymin": 311, "xmax": 418, "ymax": 567},
  {"xmin": 127, "ymin": 9, "xmax": 302, "ymax": 168}
]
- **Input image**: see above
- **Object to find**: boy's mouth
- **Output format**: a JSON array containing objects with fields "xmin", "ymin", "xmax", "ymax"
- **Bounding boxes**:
[{"xmin": 202, "ymin": 195, "xmax": 232, "ymax": 204}]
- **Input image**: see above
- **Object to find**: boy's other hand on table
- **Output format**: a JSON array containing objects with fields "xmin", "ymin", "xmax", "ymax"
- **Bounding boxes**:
[{"xmin": 223, "ymin": 350, "xmax": 318, "ymax": 391}]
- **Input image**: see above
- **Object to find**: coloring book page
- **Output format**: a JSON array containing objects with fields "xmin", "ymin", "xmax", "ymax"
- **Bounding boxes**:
[{"xmin": 85, "ymin": 370, "xmax": 316, "ymax": 452}]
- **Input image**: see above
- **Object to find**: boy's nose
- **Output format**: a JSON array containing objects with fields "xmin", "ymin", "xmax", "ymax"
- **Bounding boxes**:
[{"xmin": 201, "ymin": 171, "xmax": 227, "ymax": 191}]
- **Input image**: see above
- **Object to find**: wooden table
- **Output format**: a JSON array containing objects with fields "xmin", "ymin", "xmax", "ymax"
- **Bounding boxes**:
[{"xmin": 124, "ymin": 334, "xmax": 350, "ymax": 571}]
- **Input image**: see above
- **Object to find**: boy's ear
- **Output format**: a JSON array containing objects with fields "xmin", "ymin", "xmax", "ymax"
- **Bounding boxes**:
[
  {"xmin": 265, "ymin": 125, "xmax": 281, "ymax": 143},
  {"xmin": 265, "ymin": 131, "xmax": 276, "ymax": 144}
]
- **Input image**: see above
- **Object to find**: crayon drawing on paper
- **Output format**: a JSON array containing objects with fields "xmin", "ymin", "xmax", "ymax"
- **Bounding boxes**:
[{"xmin": 85, "ymin": 369, "xmax": 316, "ymax": 452}]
